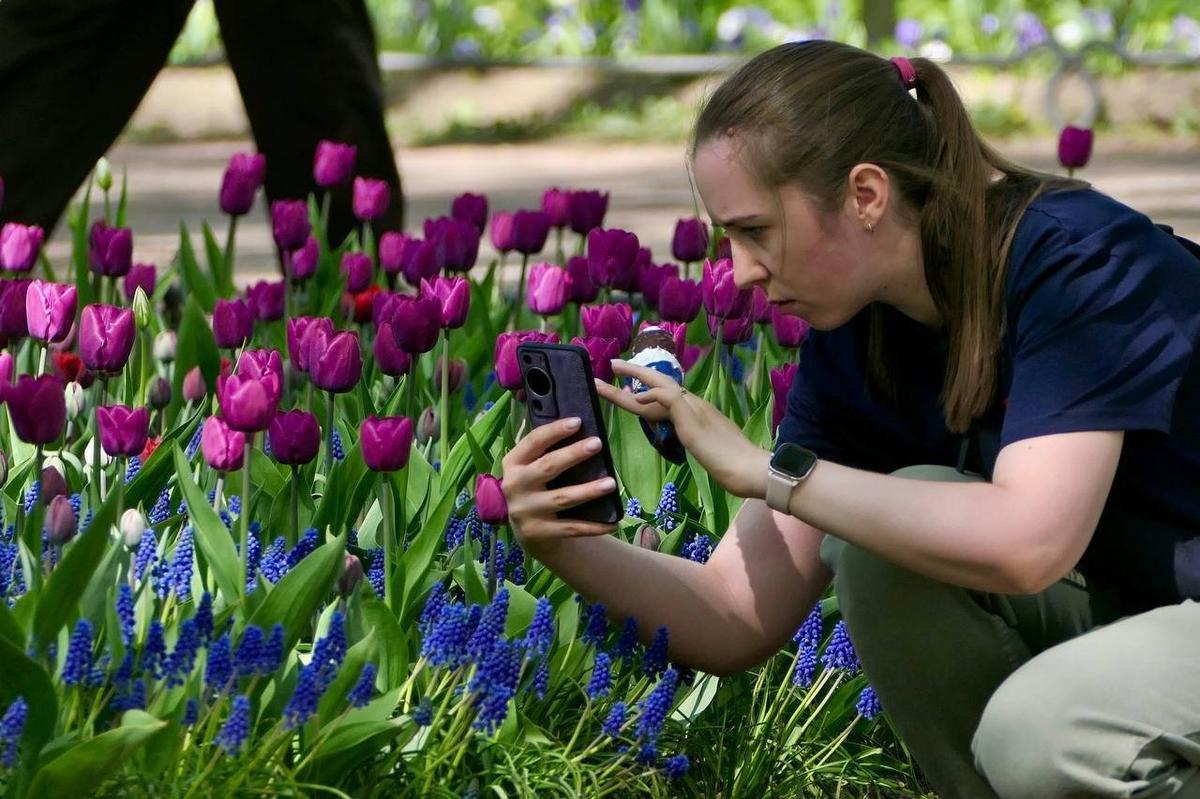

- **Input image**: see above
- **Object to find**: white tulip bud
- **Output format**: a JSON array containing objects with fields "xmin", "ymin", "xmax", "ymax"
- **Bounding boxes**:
[
  {"xmin": 153, "ymin": 330, "xmax": 177, "ymax": 363},
  {"xmin": 65, "ymin": 381, "xmax": 88, "ymax": 419},
  {"xmin": 121, "ymin": 508, "xmax": 147, "ymax": 548},
  {"xmin": 95, "ymin": 157, "xmax": 113, "ymax": 191}
]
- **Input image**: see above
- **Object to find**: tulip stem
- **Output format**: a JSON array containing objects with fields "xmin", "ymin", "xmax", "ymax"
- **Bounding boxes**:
[
  {"xmin": 439, "ymin": 332, "xmax": 450, "ymax": 471},
  {"xmin": 290, "ymin": 465, "xmax": 300, "ymax": 548},
  {"xmin": 324, "ymin": 391, "xmax": 335, "ymax": 475},
  {"xmin": 94, "ymin": 376, "xmax": 107, "ymax": 505},
  {"xmin": 378, "ymin": 480, "xmax": 396, "ymax": 614},
  {"xmin": 282, "ymin": 251, "xmax": 293, "ymax": 331},
  {"xmin": 213, "ymin": 476, "xmax": 223, "ymax": 512},
  {"xmin": 511, "ymin": 254, "xmax": 530, "ymax": 331},
  {"xmin": 752, "ymin": 330, "xmax": 766, "ymax": 402},
  {"xmin": 486, "ymin": 525, "xmax": 498, "ymax": 599},
  {"xmin": 36, "ymin": 344, "xmax": 46, "ymax": 378},
  {"xmin": 115, "ymin": 457, "xmax": 125, "ymax": 524},
  {"xmin": 240, "ymin": 435, "xmax": 252, "ymax": 601}
]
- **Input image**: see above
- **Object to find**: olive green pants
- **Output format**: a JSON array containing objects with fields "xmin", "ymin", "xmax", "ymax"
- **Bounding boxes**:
[{"xmin": 819, "ymin": 465, "xmax": 1200, "ymax": 799}]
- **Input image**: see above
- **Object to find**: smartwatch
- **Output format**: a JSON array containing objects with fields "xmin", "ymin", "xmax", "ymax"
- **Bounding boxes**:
[{"xmin": 765, "ymin": 443, "xmax": 818, "ymax": 512}]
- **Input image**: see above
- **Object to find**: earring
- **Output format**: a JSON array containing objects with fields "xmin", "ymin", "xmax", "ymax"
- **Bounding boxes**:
[{"xmin": 864, "ymin": 221, "xmax": 874, "ymax": 233}]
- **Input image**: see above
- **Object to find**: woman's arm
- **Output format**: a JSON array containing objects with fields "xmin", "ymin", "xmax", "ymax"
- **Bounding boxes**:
[{"xmin": 503, "ymin": 418, "xmax": 830, "ymax": 677}]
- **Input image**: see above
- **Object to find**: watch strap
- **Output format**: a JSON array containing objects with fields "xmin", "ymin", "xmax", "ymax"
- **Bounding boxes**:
[{"xmin": 765, "ymin": 468, "xmax": 798, "ymax": 513}]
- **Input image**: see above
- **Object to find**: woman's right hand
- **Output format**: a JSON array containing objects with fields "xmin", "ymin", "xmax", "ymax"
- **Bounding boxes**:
[{"xmin": 501, "ymin": 416, "xmax": 620, "ymax": 554}]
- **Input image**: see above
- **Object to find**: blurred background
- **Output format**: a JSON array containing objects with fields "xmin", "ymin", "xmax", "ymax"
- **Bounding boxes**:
[{"xmin": 59, "ymin": 0, "xmax": 1200, "ymax": 281}]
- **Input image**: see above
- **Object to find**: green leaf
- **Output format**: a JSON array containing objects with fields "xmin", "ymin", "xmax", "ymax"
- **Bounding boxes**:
[
  {"xmin": 0, "ymin": 636, "xmax": 57, "ymax": 774},
  {"xmin": 27, "ymin": 710, "xmax": 167, "ymax": 799},
  {"xmin": 360, "ymin": 599, "xmax": 409, "ymax": 688},
  {"xmin": 317, "ymin": 632, "xmax": 377, "ymax": 721},
  {"xmin": 311, "ymin": 444, "xmax": 370, "ymax": 536},
  {"xmin": 0, "ymin": 601, "xmax": 24, "ymax": 647},
  {"xmin": 464, "ymin": 428, "xmax": 491, "ymax": 476},
  {"xmin": 397, "ymin": 488, "xmax": 456, "ymax": 629},
  {"xmin": 70, "ymin": 175, "xmax": 95, "ymax": 307},
  {"xmin": 175, "ymin": 222, "xmax": 217, "ymax": 313},
  {"xmin": 610, "ymin": 402, "xmax": 660, "ymax": 510},
  {"xmin": 247, "ymin": 532, "xmax": 346, "ymax": 652},
  {"xmin": 202, "ymin": 221, "xmax": 235, "ymax": 298},
  {"xmin": 671, "ymin": 672, "xmax": 721, "ymax": 722},
  {"xmin": 441, "ymin": 392, "xmax": 511, "ymax": 490},
  {"xmin": 455, "ymin": 557, "xmax": 489, "ymax": 607},
  {"xmin": 114, "ymin": 167, "xmax": 129, "ymax": 228},
  {"xmin": 307, "ymin": 719, "xmax": 407, "ymax": 782},
  {"xmin": 173, "ymin": 443, "xmax": 242, "ymax": 603},
  {"xmin": 249, "ymin": 449, "xmax": 287, "ymax": 499},
  {"xmin": 167, "ymin": 296, "xmax": 220, "ymax": 430}
]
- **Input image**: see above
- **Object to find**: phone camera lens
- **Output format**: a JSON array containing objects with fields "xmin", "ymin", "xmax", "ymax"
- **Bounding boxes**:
[{"xmin": 526, "ymin": 367, "xmax": 552, "ymax": 396}]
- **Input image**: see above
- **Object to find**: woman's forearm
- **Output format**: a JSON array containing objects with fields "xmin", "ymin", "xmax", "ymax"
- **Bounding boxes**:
[{"xmin": 526, "ymin": 534, "xmax": 753, "ymax": 676}]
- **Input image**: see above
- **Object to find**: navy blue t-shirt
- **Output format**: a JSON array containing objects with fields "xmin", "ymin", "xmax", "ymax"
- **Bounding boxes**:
[{"xmin": 777, "ymin": 188, "xmax": 1200, "ymax": 610}]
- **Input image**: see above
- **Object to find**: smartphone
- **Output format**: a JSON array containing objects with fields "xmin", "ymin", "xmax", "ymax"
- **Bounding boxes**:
[{"xmin": 516, "ymin": 341, "xmax": 623, "ymax": 525}]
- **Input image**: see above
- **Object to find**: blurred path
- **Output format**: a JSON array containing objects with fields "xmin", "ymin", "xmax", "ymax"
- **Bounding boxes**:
[{"xmin": 44, "ymin": 139, "xmax": 1200, "ymax": 286}]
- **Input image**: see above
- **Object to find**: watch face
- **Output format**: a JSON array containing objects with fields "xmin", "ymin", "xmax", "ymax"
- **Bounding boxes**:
[{"xmin": 771, "ymin": 443, "xmax": 817, "ymax": 477}]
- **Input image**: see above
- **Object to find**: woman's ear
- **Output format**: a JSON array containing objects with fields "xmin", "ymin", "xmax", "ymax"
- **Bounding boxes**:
[{"xmin": 846, "ymin": 163, "xmax": 890, "ymax": 230}]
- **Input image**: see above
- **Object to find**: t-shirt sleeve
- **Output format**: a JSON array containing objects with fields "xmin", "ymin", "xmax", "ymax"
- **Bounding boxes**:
[{"xmin": 1000, "ymin": 207, "xmax": 1200, "ymax": 447}]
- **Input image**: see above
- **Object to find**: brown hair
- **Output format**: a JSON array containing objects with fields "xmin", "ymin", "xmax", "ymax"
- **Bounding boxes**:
[{"xmin": 690, "ymin": 41, "xmax": 1083, "ymax": 433}]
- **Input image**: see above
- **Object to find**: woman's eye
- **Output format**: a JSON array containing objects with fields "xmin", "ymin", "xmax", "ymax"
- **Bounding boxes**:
[{"xmin": 740, "ymin": 226, "xmax": 763, "ymax": 240}]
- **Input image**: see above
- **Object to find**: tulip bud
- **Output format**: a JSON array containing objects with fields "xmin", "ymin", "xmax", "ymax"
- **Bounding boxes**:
[
  {"xmin": 313, "ymin": 140, "xmax": 357, "ymax": 188},
  {"xmin": 636, "ymin": 524, "xmax": 661, "ymax": 552},
  {"xmin": 416, "ymin": 406, "xmax": 438, "ymax": 445},
  {"xmin": 41, "ymin": 464, "xmax": 68, "ymax": 504},
  {"xmin": 64, "ymin": 381, "xmax": 87, "ymax": 419},
  {"xmin": 433, "ymin": 356, "xmax": 467, "ymax": 394},
  {"xmin": 183, "ymin": 365, "xmax": 207, "ymax": 403},
  {"xmin": 80, "ymin": 303, "xmax": 136, "ymax": 374},
  {"xmin": 120, "ymin": 508, "xmax": 147, "ymax": 548},
  {"xmin": 95, "ymin": 157, "xmax": 113, "ymax": 192},
  {"xmin": 162, "ymin": 283, "xmax": 183, "ymax": 328},
  {"xmin": 352, "ymin": 177, "xmax": 391, "ymax": 222},
  {"xmin": 148, "ymin": 376, "xmax": 172, "ymax": 410},
  {"xmin": 133, "ymin": 287, "xmax": 153, "ymax": 330},
  {"xmin": 201, "ymin": 416, "xmax": 246, "ymax": 472},
  {"xmin": 770, "ymin": 363, "xmax": 800, "ymax": 431},
  {"xmin": 360, "ymin": 415, "xmax": 414, "ymax": 472},
  {"xmin": 154, "ymin": 330, "xmax": 177, "ymax": 362},
  {"xmin": 47, "ymin": 495, "xmax": 76, "ymax": 545},
  {"xmin": 1057, "ymin": 125, "xmax": 1093, "ymax": 171},
  {"xmin": 338, "ymin": 553, "xmax": 364, "ymax": 595},
  {"xmin": 474, "ymin": 473, "xmax": 508, "ymax": 525},
  {"xmin": 671, "ymin": 217, "xmax": 710, "ymax": 263},
  {"xmin": 7, "ymin": 375, "xmax": 67, "ymax": 445},
  {"xmin": 123, "ymin": 263, "xmax": 157, "ymax": 304}
]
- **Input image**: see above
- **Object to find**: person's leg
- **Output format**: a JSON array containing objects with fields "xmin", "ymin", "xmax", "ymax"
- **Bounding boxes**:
[
  {"xmin": 0, "ymin": 0, "xmax": 194, "ymax": 233},
  {"xmin": 212, "ymin": 0, "xmax": 404, "ymax": 253},
  {"xmin": 973, "ymin": 598, "xmax": 1200, "ymax": 799},
  {"xmin": 819, "ymin": 464, "xmax": 1105, "ymax": 799}
]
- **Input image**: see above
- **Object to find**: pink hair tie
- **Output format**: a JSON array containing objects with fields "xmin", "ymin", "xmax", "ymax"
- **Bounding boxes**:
[{"xmin": 890, "ymin": 56, "xmax": 918, "ymax": 90}]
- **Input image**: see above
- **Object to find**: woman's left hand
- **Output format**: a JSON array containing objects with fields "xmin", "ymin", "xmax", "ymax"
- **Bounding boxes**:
[{"xmin": 595, "ymin": 359, "xmax": 769, "ymax": 500}]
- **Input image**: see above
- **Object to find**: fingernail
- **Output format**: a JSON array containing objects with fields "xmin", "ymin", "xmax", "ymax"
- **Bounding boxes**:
[
  {"xmin": 584, "ymin": 437, "xmax": 602, "ymax": 452},
  {"xmin": 599, "ymin": 477, "xmax": 616, "ymax": 491},
  {"xmin": 564, "ymin": 417, "xmax": 581, "ymax": 430}
]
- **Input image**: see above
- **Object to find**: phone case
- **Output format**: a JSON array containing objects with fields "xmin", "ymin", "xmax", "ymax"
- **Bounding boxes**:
[{"xmin": 516, "ymin": 342, "xmax": 623, "ymax": 525}]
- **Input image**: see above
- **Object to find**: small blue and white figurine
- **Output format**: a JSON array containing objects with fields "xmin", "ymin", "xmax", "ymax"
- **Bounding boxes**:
[{"xmin": 628, "ymin": 326, "xmax": 687, "ymax": 464}]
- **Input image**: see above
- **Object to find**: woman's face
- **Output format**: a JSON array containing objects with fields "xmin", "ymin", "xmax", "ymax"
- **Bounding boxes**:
[{"xmin": 692, "ymin": 136, "xmax": 881, "ymax": 330}]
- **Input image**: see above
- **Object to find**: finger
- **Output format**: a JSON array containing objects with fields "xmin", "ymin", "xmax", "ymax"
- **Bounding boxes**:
[
  {"xmin": 595, "ymin": 378, "xmax": 669, "ymax": 420},
  {"xmin": 527, "ymin": 436, "xmax": 607, "ymax": 486},
  {"xmin": 610, "ymin": 359, "xmax": 677, "ymax": 390},
  {"xmin": 633, "ymin": 387, "xmax": 678, "ymax": 406},
  {"xmin": 506, "ymin": 416, "xmax": 582, "ymax": 467},
  {"xmin": 528, "ymin": 477, "xmax": 618, "ymax": 515},
  {"xmin": 520, "ymin": 518, "xmax": 619, "ymax": 542}
]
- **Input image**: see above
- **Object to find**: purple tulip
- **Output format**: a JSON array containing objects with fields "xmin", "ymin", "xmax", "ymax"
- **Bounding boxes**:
[
  {"xmin": 657, "ymin": 276, "xmax": 702, "ymax": 323},
  {"xmin": 0, "ymin": 223, "xmax": 45, "ymax": 273},
  {"xmin": 40, "ymin": 464, "xmax": 68, "ymax": 504},
  {"xmin": 80, "ymin": 304, "xmax": 135, "ymax": 373},
  {"xmin": 1058, "ymin": 125, "xmax": 1094, "ymax": 170},
  {"xmin": 386, "ymin": 293, "xmax": 442, "ymax": 354},
  {"xmin": 97, "ymin": 404, "xmax": 150, "ymax": 457},
  {"xmin": 339, "ymin": 554, "xmax": 364, "ymax": 595},
  {"xmin": 750, "ymin": 286, "xmax": 773, "ymax": 323},
  {"xmin": 212, "ymin": 298, "xmax": 254, "ymax": 349},
  {"xmin": 88, "ymin": 221, "xmax": 133, "ymax": 277},
  {"xmin": 571, "ymin": 335, "xmax": 621, "ymax": 382},
  {"xmin": 493, "ymin": 330, "xmax": 559, "ymax": 391},
  {"xmin": 512, "ymin": 210, "xmax": 552, "ymax": 256},
  {"xmin": 424, "ymin": 216, "xmax": 480, "ymax": 272},
  {"xmin": 353, "ymin": 177, "xmax": 390, "ymax": 221},
  {"xmin": 374, "ymin": 322, "xmax": 413, "ymax": 377},
  {"xmin": 707, "ymin": 314, "xmax": 754, "ymax": 345},
  {"xmin": 451, "ymin": 192, "xmax": 489, "ymax": 233},
  {"xmin": 287, "ymin": 317, "xmax": 317, "ymax": 370},
  {"xmin": 219, "ymin": 152, "xmax": 266, "ymax": 216},
  {"xmin": 474, "ymin": 474, "xmax": 508, "ymax": 525},
  {"xmin": 122, "ymin": 263, "xmax": 157, "ymax": 303},
  {"xmin": 586, "ymin": 228, "xmax": 640, "ymax": 289},
  {"xmin": 377, "ymin": 232, "xmax": 406, "ymax": 275},
  {"xmin": 568, "ymin": 189, "xmax": 609, "ymax": 235},
  {"xmin": 581, "ymin": 303, "xmax": 633, "ymax": 353},
  {"xmin": 268, "ymin": 409, "xmax": 321, "ymax": 465},
  {"xmin": 183, "ymin": 365, "xmax": 207, "ymax": 402},
  {"xmin": 340, "ymin": 252, "xmax": 373, "ymax": 293},
  {"xmin": 566, "ymin": 255, "xmax": 598, "ymax": 303},
  {"xmin": 770, "ymin": 363, "xmax": 800, "ymax": 430},
  {"xmin": 421, "ymin": 276, "xmax": 470, "ymax": 329},
  {"xmin": 272, "ymin": 199, "xmax": 311, "ymax": 252},
  {"xmin": 313, "ymin": 140, "xmax": 357, "ymax": 188},
  {"xmin": 47, "ymin": 494, "xmax": 76, "ymax": 545},
  {"xmin": 401, "ymin": 238, "xmax": 439, "ymax": 285},
  {"xmin": 217, "ymin": 372, "xmax": 279, "ymax": 433},
  {"xmin": 772, "ymin": 307, "xmax": 811, "ymax": 348},
  {"xmin": 489, "ymin": 212, "xmax": 516, "ymax": 254},
  {"xmin": 296, "ymin": 316, "xmax": 334, "ymax": 373},
  {"xmin": 245, "ymin": 280, "xmax": 285, "ymax": 322},
  {"xmin": 0, "ymin": 279, "xmax": 29, "ymax": 339},
  {"xmin": 290, "ymin": 236, "xmax": 319, "ymax": 281},
  {"xmin": 307, "ymin": 329, "xmax": 362, "ymax": 393},
  {"xmin": 235, "ymin": 348, "xmax": 284, "ymax": 389},
  {"xmin": 672, "ymin": 217, "xmax": 710, "ymax": 263},
  {"xmin": 0, "ymin": 352, "xmax": 12, "ymax": 395},
  {"xmin": 638, "ymin": 262, "xmax": 679, "ymax": 309},
  {"xmin": 433, "ymin": 356, "xmax": 467, "ymax": 393},
  {"xmin": 6, "ymin": 375, "xmax": 66, "ymax": 444},
  {"xmin": 25, "ymin": 280, "xmax": 77, "ymax": 344},
  {"xmin": 360, "ymin": 415, "xmax": 414, "ymax": 472},
  {"xmin": 202, "ymin": 416, "xmax": 245, "ymax": 472},
  {"xmin": 701, "ymin": 258, "xmax": 751, "ymax": 319},
  {"xmin": 541, "ymin": 187, "xmax": 571, "ymax": 229},
  {"xmin": 527, "ymin": 262, "xmax": 568, "ymax": 316}
]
